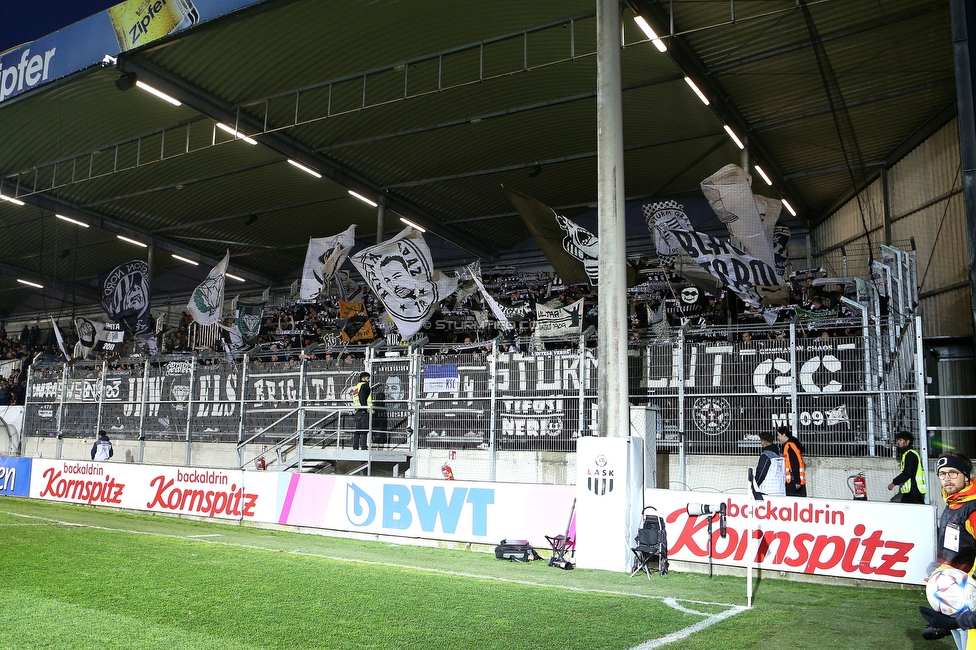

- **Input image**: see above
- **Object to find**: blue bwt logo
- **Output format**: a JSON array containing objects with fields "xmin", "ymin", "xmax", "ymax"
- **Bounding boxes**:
[{"xmin": 345, "ymin": 481, "xmax": 494, "ymax": 536}]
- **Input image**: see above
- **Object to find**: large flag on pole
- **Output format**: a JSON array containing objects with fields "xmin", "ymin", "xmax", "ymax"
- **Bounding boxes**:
[
  {"xmin": 670, "ymin": 229, "xmax": 786, "ymax": 307},
  {"xmin": 73, "ymin": 317, "xmax": 125, "ymax": 359},
  {"xmin": 300, "ymin": 224, "xmax": 357, "ymax": 300},
  {"xmin": 188, "ymin": 250, "xmax": 229, "ymax": 326},
  {"xmin": 231, "ymin": 294, "xmax": 266, "ymax": 346},
  {"xmin": 99, "ymin": 259, "xmax": 152, "ymax": 335},
  {"xmin": 460, "ymin": 261, "xmax": 512, "ymax": 331},
  {"xmin": 350, "ymin": 227, "xmax": 456, "ymax": 340},
  {"xmin": 700, "ymin": 164, "xmax": 777, "ymax": 269},
  {"xmin": 50, "ymin": 316, "xmax": 70, "ymax": 360},
  {"xmin": 504, "ymin": 188, "xmax": 590, "ymax": 286}
]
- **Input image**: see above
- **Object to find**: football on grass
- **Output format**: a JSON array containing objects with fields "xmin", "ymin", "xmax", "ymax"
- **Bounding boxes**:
[{"xmin": 927, "ymin": 567, "xmax": 976, "ymax": 615}]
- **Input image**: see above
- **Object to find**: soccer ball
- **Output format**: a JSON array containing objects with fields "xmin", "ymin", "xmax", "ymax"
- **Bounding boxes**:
[{"xmin": 927, "ymin": 567, "xmax": 976, "ymax": 615}]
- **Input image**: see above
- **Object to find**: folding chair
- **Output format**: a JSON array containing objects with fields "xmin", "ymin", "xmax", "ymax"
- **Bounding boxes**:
[
  {"xmin": 545, "ymin": 498, "xmax": 576, "ymax": 570},
  {"xmin": 630, "ymin": 506, "xmax": 668, "ymax": 579}
]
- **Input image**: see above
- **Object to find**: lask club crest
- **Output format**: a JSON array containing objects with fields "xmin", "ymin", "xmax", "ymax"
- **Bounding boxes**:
[
  {"xmin": 587, "ymin": 454, "xmax": 614, "ymax": 496},
  {"xmin": 693, "ymin": 397, "xmax": 732, "ymax": 436}
]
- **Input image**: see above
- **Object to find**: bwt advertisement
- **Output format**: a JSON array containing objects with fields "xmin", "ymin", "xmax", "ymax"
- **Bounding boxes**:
[
  {"xmin": 20, "ymin": 457, "xmax": 573, "ymax": 547},
  {"xmin": 646, "ymin": 488, "xmax": 936, "ymax": 585}
]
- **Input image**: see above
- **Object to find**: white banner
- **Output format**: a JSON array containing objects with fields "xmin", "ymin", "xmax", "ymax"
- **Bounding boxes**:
[
  {"xmin": 535, "ymin": 298, "xmax": 584, "ymax": 339},
  {"xmin": 299, "ymin": 225, "xmax": 356, "ymax": 301},
  {"xmin": 701, "ymin": 164, "xmax": 776, "ymax": 269},
  {"xmin": 187, "ymin": 250, "xmax": 229, "ymax": 326},
  {"xmin": 644, "ymin": 488, "xmax": 936, "ymax": 584},
  {"xmin": 351, "ymin": 227, "xmax": 457, "ymax": 340}
]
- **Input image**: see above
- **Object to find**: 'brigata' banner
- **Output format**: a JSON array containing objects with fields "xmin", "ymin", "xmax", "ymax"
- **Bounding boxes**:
[{"xmin": 645, "ymin": 488, "xmax": 935, "ymax": 584}]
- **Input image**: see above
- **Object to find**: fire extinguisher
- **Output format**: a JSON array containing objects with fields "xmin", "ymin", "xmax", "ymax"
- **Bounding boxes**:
[
  {"xmin": 256, "ymin": 457, "xmax": 266, "ymax": 471},
  {"xmin": 848, "ymin": 473, "xmax": 867, "ymax": 500},
  {"xmin": 441, "ymin": 463, "xmax": 455, "ymax": 480}
]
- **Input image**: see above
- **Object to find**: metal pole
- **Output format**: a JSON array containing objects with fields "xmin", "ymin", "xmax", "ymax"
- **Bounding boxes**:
[
  {"xmin": 377, "ymin": 195, "xmax": 386, "ymax": 244},
  {"xmin": 95, "ymin": 359, "xmax": 107, "ymax": 435},
  {"xmin": 596, "ymin": 0, "xmax": 629, "ymax": 438},
  {"xmin": 55, "ymin": 362, "xmax": 68, "ymax": 459},
  {"xmin": 677, "ymin": 328, "xmax": 686, "ymax": 489},
  {"xmin": 915, "ymin": 315, "xmax": 930, "ymax": 504},
  {"xmin": 948, "ymin": 0, "xmax": 976, "ymax": 344},
  {"xmin": 489, "ymin": 338, "xmax": 498, "ymax": 482},
  {"xmin": 297, "ymin": 355, "xmax": 307, "ymax": 473},
  {"xmin": 789, "ymin": 322, "xmax": 799, "ymax": 434},
  {"xmin": 185, "ymin": 356, "xmax": 196, "ymax": 466},
  {"xmin": 407, "ymin": 347, "xmax": 422, "ymax": 478},
  {"xmin": 237, "ymin": 352, "xmax": 249, "ymax": 468},
  {"xmin": 138, "ymin": 357, "xmax": 150, "ymax": 463}
]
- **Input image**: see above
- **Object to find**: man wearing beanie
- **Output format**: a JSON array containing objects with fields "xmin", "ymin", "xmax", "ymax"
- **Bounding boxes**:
[
  {"xmin": 918, "ymin": 452, "xmax": 976, "ymax": 649},
  {"xmin": 886, "ymin": 431, "xmax": 926, "ymax": 504}
]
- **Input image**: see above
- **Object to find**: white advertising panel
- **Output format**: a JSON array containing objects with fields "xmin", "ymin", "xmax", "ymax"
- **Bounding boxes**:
[
  {"xmin": 575, "ymin": 437, "xmax": 640, "ymax": 572},
  {"xmin": 273, "ymin": 473, "xmax": 574, "ymax": 547},
  {"xmin": 646, "ymin": 488, "xmax": 936, "ymax": 584},
  {"xmin": 29, "ymin": 459, "xmax": 261, "ymax": 522}
]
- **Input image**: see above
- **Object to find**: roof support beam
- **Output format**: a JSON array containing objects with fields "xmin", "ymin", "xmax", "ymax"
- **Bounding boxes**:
[
  {"xmin": 18, "ymin": 193, "xmax": 274, "ymax": 287},
  {"xmin": 116, "ymin": 57, "xmax": 494, "ymax": 260},
  {"xmin": 0, "ymin": 261, "xmax": 100, "ymax": 305}
]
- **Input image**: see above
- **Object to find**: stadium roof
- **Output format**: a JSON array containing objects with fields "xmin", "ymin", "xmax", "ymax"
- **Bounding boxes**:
[{"xmin": 0, "ymin": 0, "xmax": 956, "ymax": 318}]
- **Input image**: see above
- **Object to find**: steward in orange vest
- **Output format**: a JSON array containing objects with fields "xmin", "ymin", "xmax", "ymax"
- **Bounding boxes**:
[{"xmin": 776, "ymin": 426, "xmax": 806, "ymax": 497}]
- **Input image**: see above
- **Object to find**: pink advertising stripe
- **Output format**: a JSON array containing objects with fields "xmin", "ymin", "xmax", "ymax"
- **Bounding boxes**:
[
  {"xmin": 280, "ymin": 474, "xmax": 335, "ymax": 527},
  {"xmin": 278, "ymin": 474, "xmax": 302, "ymax": 524}
]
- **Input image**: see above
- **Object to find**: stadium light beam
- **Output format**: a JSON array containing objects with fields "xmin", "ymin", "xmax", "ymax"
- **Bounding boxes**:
[
  {"xmin": 135, "ymin": 80, "xmax": 182, "ymax": 106},
  {"xmin": 399, "ymin": 217, "xmax": 426, "ymax": 233},
  {"xmin": 287, "ymin": 159, "xmax": 322, "ymax": 178},
  {"xmin": 117, "ymin": 234, "xmax": 148, "ymax": 248},
  {"xmin": 754, "ymin": 165, "xmax": 773, "ymax": 186},
  {"xmin": 348, "ymin": 190, "xmax": 378, "ymax": 207},
  {"xmin": 56, "ymin": 214, "xmax": 89, "ymax": 227},
  {"xmin": 216, "ymin": 123, "xmax": 258, "ymax": 145},
  {"xmin": 633, "ymin": 16, "xmax": 667, "ymax": 52},
  {"xmin": 683, "ymin": 77, "xmax": 709, "ymax": 105}
]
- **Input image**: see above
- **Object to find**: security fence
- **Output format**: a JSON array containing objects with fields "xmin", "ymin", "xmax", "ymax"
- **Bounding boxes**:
[{"xmin": 21, "ymin": 314, "xmax": 924, "ymax": 470}]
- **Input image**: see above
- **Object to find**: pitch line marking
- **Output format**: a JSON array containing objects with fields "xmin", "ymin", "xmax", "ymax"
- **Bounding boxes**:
[{"xmin": 2, "ymin": 509, "xmax": 744, "ymax": 616}]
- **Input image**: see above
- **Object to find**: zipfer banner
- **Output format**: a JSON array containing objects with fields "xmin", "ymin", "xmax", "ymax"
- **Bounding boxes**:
[{"xmin": 0, "ymin": 0, "xmax": 264, "ymax": 105}]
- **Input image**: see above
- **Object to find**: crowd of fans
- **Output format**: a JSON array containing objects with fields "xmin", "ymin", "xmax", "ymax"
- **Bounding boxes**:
[{"xmin": 0, "ymin": 264, "xmax": 865, "ymax": 373}]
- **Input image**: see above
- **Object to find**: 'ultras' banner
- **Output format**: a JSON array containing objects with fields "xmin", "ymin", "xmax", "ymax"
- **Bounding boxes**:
[{"xmin": 645, "ymin": 488, "xmax": 936, "ymax": 584}]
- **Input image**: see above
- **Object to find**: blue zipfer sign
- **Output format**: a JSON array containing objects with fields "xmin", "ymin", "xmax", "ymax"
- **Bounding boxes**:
[
  {"xmin": 0, "ymin": 456, "xmax": 32, "ymax": 497},
  {"xmin": 0, "ymin": 0, "xmax": 262, "ymax": 105}
]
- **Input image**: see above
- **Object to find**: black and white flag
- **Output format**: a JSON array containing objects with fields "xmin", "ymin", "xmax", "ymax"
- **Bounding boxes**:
[
  {"xmin": 535, "ymin": 298, "xmax": 584, "ymax": 339},
  {"xmin": 642, "ymin": 199, "xmax": 694, "ymax": 267},
  {"xmin": 232, "ymin": 295, "xmax": 265, "ymax": 346},
  {"xmin": 100, "ymin": 260, "xmax": 152, "ymax": 335},
  {"xmin": 73, "ymin": 316, "xmax": 125, "ymax": 359},
  {"xmin": 459, "ymin": 261, "xmax": 511, "ymax": 331},
  {"xmin": 350, "ymin": 227, "xmax": 457, "ymax": 340},
  {"xmin": 300, "ymin": 224, "xmax": 356, "ymax": 300},
  {"xmin": 555, "ymin": 214, "xmax": 598, "ymax": 285},
  {"xmin": 700, "ymin": 164, "xmax": 776, "ymax": 270},
  {"xmin": 188, "ymin": 251, "xmax": 229, "ymax": 326},
  {"xmin": 670, "ymin": 229, "xmax": 785, "ymax": 307},
  {"xmin": 50, "ymin": 317, "xmax": 69, "ymax": 360}
]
